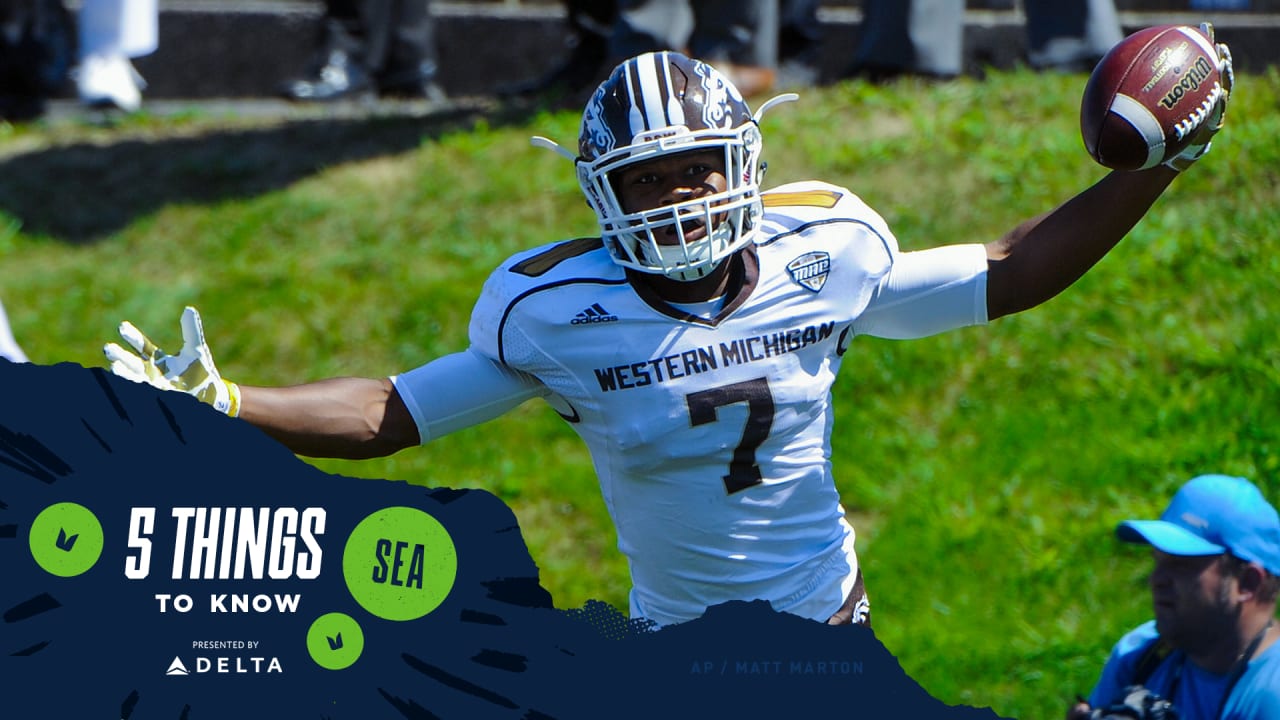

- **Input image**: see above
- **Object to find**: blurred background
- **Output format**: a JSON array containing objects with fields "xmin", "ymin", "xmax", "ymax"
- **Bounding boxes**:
[
  {"xmin": 1, "ymin": 2, "xmax": 1278, "ymax": 719},
  {"xmin": 3, "ymin": 0, "xmax": 1279, "ymax": 109}
]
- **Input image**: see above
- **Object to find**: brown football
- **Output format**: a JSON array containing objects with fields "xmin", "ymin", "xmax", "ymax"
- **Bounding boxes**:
[{"xmin": 1080, "ymin": 24, "xmax": 1224, "ymax": 170}]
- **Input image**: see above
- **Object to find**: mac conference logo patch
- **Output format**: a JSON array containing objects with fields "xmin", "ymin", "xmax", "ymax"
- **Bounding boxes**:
[{"xmin": 787, "ymin": 251, "xmax": 831, "ymax": 292}]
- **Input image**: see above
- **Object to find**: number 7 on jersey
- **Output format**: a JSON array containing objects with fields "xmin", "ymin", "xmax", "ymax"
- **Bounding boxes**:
[{"xmin": 686, "ymin": 377, "xmax": 774, "ymax": 494}]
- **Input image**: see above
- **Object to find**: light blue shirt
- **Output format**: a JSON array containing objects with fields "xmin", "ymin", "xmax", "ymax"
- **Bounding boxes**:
[{"xmin": 1090, "ymin": 620, "xmax": 1280, "ymax": 720}]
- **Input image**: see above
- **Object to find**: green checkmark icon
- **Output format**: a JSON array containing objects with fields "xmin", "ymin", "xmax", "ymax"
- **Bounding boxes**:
[
  {"xmin": 307, "ymin": 612, "xmax": 364, "ymax": 670},
  {"xmin": 29, "ymin": 502, "xmax": 104, "ymax": 577}
]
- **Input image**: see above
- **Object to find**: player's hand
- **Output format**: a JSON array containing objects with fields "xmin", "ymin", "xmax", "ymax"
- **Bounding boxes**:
[
  {"xmin": 103, "ymin": 306, "xmax": 241, "ymax": 416},
  {"xmin": 1163, "ymin": 23, "xmax": 1234, "ymax": 172}
]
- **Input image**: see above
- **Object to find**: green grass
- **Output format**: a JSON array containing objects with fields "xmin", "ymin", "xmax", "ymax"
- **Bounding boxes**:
[{"xmin": 2, "ymin": 68, "xmax": 1278, "ymax": 719}]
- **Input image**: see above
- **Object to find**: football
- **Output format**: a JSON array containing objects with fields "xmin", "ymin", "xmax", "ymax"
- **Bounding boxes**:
[{"xmin": 1080, "ymin": 24, "xmax": 1224, "ymax": 171}]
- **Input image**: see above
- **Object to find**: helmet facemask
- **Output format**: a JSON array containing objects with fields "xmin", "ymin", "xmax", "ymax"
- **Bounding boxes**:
[
  {"xmin": 530, "ymin": 51, "xmax": 796, "ymax": 282},
  {"xmin": 581, "ymin": 123, "xmax": 764, "ymax": 282}
]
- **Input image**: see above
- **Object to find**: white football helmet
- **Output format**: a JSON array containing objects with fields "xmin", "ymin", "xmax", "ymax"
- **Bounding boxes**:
[{"xmin": 533, "ymin": 51, "xmax": 796, "ymax": 282}]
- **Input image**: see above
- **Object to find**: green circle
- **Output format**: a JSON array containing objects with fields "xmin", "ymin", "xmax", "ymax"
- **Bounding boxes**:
[
  {"xmin": 307, "ymin": 612, "xmax": 365, "ymax": 670},
  {"xmin": 343, "ymin": 507, "xmax": 457, "ymax": 621},
  {"xmin": 29, "ymin": 502, "xmax": 104, "ymax": 577}
]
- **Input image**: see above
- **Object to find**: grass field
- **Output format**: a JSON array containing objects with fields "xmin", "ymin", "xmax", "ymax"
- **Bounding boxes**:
[{"xmin": 2, "ymin": 68, "xmax": 1278, "ymax": 719}]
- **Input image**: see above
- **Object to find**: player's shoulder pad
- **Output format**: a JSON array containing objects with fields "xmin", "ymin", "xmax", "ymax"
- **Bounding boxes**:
[
  {"xmin": 475, "ymin": 237, "xmax": 617, "ymax": 315},
  {"xmin": 507, "ymin": 236, "xmax": 606, "ymax": 278},
  {"xmin": 760, "ymin": 180, "xmax": 895, "ymax": 245},
  {"xmin": 762, "ymin": 180, "xmax": 851, "ymax": 210},
  {"xmin": 762, "ymin": 180, "xmax": 884, "ymax": 224}
]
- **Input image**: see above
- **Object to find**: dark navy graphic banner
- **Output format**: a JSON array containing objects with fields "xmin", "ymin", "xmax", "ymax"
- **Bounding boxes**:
[{"xmin": 0, "ymin": 359, "xmax": 1010, "ymax": 719}]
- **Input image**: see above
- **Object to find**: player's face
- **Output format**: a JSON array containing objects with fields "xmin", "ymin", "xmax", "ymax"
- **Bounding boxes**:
[
  {"xmin": 1148, "ymin": 550, "xmax": 1236, "ymax": 655},
  {"xmin": 613, "ymin": 149, "xmax": 729, "ymax": 245}
]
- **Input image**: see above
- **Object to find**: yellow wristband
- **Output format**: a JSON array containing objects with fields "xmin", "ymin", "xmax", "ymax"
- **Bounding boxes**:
[{"xmin": 225, "ymin": 380, "xmax": 241, "ymax": 418}]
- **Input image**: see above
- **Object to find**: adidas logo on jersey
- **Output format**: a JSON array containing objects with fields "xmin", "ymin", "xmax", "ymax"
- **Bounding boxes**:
[{"xmin": 571, "ymin": 303, "xmax": 619, "ymax": 325}]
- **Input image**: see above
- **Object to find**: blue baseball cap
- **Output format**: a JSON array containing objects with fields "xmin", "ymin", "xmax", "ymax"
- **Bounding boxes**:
[{"xmin": 1117, "ymin": 474, "xmax": 1280, "ymax": 575}]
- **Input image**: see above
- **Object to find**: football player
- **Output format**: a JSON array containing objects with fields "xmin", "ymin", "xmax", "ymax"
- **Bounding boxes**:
[{"xmin": 105, "ymin": 48, "xmax": 1232, "ymax": 628}]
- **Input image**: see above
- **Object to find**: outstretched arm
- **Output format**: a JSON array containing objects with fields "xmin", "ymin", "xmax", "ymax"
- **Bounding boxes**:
[
  {"xmin": 238, "ymin": 377, "xmax": 419, "ymax": 460},
  {"xmin": 983, "ymin": 165, "xmax": 1176, "ymax": 320},
  {"xmin": 240, "ymin": 348, "xmax": 550, "ymax": 460},
  {"xmin": 105, "ymin": 307, "xmax": 543, "ymax": 460},
  {"xmin": 103, "ymin": 306, "xmax": 419, "ymax": 459},
  {"xmin": 985, "ymin": 25, "xmax": 1232, "ymax": 321}
]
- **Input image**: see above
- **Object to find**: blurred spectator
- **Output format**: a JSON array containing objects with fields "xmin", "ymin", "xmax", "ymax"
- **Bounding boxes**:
[
  {"xmin": 847, "ymin": 0, "xmax": 1124, "ymax": 81},
  {"xmin": 0, "ymin": 298, "xmax": 27, "ymax": 363},
  {"xmin": 1067, "ymin": 474, "xmax": 1280, "ymax": 720},
  {"xmin": 75, "ymin": 0, "xmax": 158, "ymax": 112},
  {"xmin": 506, "ymin": 0, "xmax": 831, "ymax": 106},
  {"xmin": 499, "ymin": 0, "xmax": 618, "ymax": 103},
  {"xmin": 606, "ymin": 0, "xmax": 780, "ymax": 97},
  {"xmin": 1024, "ymin": 0, "xmax": 1124, "ymax": 70},
  {"xmin": 281, "ymin": 0, "xmax": 445, "ymax": 103},
  {"xmin": 777, "ymin": 0, "xmax": 823, "ymax": 87},
  {"xmin": 0, "ymin": 0, "xmax": 73, "ymax": 120}
]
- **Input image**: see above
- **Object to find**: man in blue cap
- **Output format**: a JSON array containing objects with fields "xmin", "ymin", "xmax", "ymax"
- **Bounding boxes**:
[{"xmin": 1068, "ymin": 474, "xmax": 1280, "ymax": 720}]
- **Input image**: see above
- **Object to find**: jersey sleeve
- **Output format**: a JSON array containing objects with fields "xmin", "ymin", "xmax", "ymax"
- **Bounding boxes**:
[
  {"xmin": 852, "ymin": 243, "xmax": 989, "ymax": 339},
  {"xmin": 389, "ymin": 252, "xmax": 550, "ymax": 443},
  {"xmin": 390, "ymin": 349, "xmax": 547, "ymax": 445},
  {"xmin": 468, "ymin": 261, "xmax": 512, "ymax": 365},
  {"xmin": 388, "ymin": 251, "xmax": 562, "ymax": 445},
  {"xmin": 762, "ymin": 181, "xmax": 987, "ymax": 340}
]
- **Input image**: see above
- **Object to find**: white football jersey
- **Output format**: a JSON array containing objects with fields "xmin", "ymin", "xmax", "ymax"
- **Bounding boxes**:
[{"xmin": 398, "ymin": 180, "xmax": 990, "ymax": 626}]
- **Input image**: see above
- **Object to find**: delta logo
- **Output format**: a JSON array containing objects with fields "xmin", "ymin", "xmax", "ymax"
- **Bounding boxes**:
[{"xmin": 166, "ymin": 655, "xmax": 283, "ymax": 676}]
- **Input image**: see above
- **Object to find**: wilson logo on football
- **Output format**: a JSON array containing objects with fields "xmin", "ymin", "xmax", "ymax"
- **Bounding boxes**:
[
  {"xmin": 1159, "ymin": 55, "xmax": 1215, "ymax": 109},
  {"xmin": 787, "ymin": 252, "xmax": 831, "ymax": 293}
]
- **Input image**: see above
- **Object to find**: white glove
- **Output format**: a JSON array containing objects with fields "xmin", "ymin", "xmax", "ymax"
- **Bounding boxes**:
[
  {"xmin": 1163, "ymin": 23, "xmax": 1234, "ymax": 172},
  {"xmin": 103, "ymin": 306, "xmax": 241, "ymax": 417}
]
